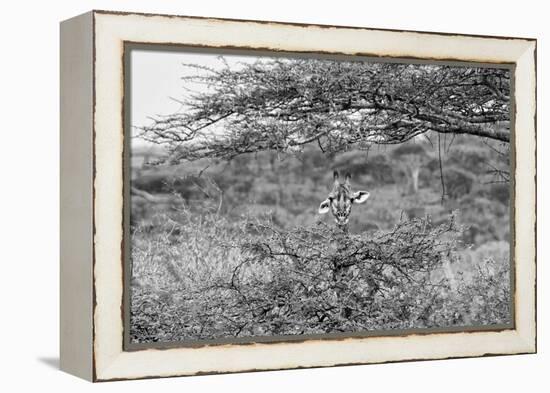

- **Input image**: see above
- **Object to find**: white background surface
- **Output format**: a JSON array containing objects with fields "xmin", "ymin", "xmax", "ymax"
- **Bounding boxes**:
[{"xmin": 0, "ymin": 0, "xmax": 546, "ymax": 391}]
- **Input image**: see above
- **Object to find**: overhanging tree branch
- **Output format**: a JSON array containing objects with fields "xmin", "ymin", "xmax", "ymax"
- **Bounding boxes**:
[{"xmin": 137, "ymin": 59, "xmax": 511, "ymax": 162}]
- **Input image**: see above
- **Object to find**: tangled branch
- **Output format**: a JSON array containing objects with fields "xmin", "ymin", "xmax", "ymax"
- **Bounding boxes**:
[
  {"xmin": 137, "ymin": 60, "xmax": 511, "ymax": 164},
  {"xmin": 199, "ymin": 214, "xmax": 462, "ymax": 335}
]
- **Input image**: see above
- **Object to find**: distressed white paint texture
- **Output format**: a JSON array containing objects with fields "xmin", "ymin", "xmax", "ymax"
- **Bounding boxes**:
[{"xmin": 92, "ymin": 11, "xmax": 536, "ymax": 381}]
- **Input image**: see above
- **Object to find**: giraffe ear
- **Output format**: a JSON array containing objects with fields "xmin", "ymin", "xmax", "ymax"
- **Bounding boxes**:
[
  {"xmin": 318, "ymin": 198, "xmax": 331, "ymax": 214},
  {"xmin": 352, "ymin": 191, "xmax": 370, "ymax": 204}
]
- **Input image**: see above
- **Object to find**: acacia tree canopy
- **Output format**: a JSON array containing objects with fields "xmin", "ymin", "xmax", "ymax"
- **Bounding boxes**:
[{"xmin": 138, "ymin": 59, "xmax": 510, "ymax": 163}]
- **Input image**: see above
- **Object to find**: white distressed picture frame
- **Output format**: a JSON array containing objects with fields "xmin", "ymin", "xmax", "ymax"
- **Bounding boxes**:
[{"xmin": 60, "ymin": 10, "xmax": 536, "ymax": 382}]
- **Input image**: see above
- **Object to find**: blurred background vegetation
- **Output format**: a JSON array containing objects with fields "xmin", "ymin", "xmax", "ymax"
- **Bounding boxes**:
[{"xmin": 132, "ymin": 130, "xmax": 510, "ymax": 244}]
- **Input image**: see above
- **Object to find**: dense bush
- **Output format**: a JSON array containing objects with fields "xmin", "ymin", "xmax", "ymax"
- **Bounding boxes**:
[{"xmin": 130, "ymin": 210, "xmax": 511, "ymax": 343}]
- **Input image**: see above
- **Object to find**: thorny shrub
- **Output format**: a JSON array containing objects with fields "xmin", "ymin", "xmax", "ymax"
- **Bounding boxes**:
[{"xmin": 130, "ymin": 211, "xmax": 511, "ymax": 342}]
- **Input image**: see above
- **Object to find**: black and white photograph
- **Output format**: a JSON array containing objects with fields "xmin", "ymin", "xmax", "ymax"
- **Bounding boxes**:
[
  {"xmin": 127, "ymin": 47, "xmax": 513, "ymax": 345},
  {"xmin": 2, "ymin": 0, "xmax": 544, "ymax": 388}
]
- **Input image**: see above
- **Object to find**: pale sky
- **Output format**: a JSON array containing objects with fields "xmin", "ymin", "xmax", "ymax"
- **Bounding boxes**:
[{"xmin": 130, "ymin": 49, "xmax": 262, "ymax": 132}]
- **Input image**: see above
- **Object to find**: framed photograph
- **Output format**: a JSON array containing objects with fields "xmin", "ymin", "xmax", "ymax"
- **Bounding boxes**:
[{"xmin": 60, "ymin": 10, "xmax": 537, "ymax": 382}]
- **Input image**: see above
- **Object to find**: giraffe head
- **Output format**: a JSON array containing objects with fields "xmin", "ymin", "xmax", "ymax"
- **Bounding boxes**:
[{"xmin": 318, "ymin": 171, "xmax": 370, "ymax": 228}]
